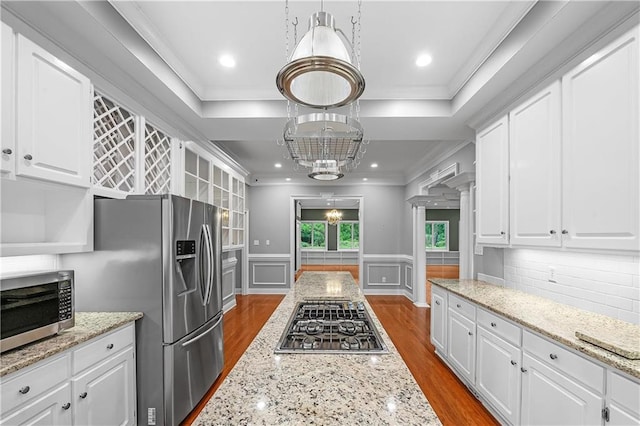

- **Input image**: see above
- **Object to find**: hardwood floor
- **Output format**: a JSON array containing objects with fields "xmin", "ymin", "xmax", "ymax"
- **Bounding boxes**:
[
  {"xmin": 367, "ymin": 295, "xmax": 498, "ymax": 426},
  {"xmin": 183, "ymin": 285, "xmax": 497, "ymax": 425},
  {"xmin": 181, "ymin": 294, "xmax": 284, "ymax": 425}
]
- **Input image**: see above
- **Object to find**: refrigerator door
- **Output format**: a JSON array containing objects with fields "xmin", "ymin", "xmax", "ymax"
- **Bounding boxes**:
[
  {"xmin": 163, "ymin": 312, "xmax": 224, "ymax": 425},
  {"xmin": 163, "ymin": 196, "xmax": 210, "ymax": 344}
]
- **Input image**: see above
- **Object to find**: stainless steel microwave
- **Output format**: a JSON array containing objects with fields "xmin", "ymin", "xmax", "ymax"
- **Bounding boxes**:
[{"xmin": 0, "ymin": 270, "xmax": 74, "ymax": 353}]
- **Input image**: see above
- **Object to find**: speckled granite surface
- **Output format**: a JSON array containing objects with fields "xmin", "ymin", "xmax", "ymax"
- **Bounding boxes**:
[
  {"xmin": 430, "ymin": 279, "xmax": 640, "ymax": 379},
  {"xmin": 195, "ymin": 272, "xmax": 441, "ymax": 425},
  {"xmin": 0, "ymin": 312, "xmax": 142, "ymax": 377}
]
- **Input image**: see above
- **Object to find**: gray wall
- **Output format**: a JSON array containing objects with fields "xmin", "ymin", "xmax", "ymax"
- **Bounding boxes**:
[
  {"xmin": 474, "ymin": 247, "xmax": 504, "ymax": 279},
  {"xmin": 426, "ymin": 209, "xmax": 460, "ymax": 251}
]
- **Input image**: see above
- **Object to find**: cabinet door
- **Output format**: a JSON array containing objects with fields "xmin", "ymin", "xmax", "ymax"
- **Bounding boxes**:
[
  {"xmin": 476, "ymin": 115, "xmax": 509, "ymax": 245},
  {"xmin": 447, "ymin": 309, "xmax": 476, "ymax": 384},
  {"xmin": 509, "ymin": 82, "xmax": 562, "ymax": 247},
  {"xmin": 607, "ymin": 371, "xmax": 640, "ymax": 426},
  {"xmin": 561, "ymin": 26, "xmax": 639, "ymax": 251},
  {"xmin": 0, "ymin": 383, "xmax": 72, "ymax": 426},
  {"xmin": 73, "ymin": 346, "xmax": 136, "ymax": 426},
  {"xmin": 521, "ymin": 353, "xmax": 602, "ymax": 426},
  {"xmin": 430, "ymin": 288, "xmax": 447, "ymax": 354},
  {"xmin": 1, "ymin": 22, "xmax": 16, "ymax": 178},
  {"xmin": 16, "ymin": 35, "xmax": 92, "ymax": 188},
  {"xmin": 476, "ymin": 326, "xmax": 522, "ymax": 425}
]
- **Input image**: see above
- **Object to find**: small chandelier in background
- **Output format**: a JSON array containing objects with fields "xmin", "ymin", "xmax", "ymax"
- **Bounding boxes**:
[
  {"xmin": 276, "ymin": 0, "xmax": 365, "ymax": 108},
  {"xmin": 326, "ymin": 207, "xmax": 343, "ymax": 225}
]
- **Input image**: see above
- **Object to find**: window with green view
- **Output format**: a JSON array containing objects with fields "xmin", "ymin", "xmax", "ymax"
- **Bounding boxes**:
[
  {"xmin": 426, "ymin": 221, "xmax": 448, "ymax": 250},
  {"xmin": 300, "ymin": 221, "xmax": 326, "ymax": 249},
  {"xmin": 338, "ymin": 222, "xmax": 359, "ymax": 250}
]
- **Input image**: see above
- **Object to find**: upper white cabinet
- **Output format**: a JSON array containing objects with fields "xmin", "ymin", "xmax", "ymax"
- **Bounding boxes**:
[
  {"xmin": 16, "ymin": 34, "xmax": 92, "ymax": 188},
  {"xmin": 509, "ymin": 82, "xmax": 562, "ymax": 247},
  {"xmin": 561, "ymin": 26, "xmax": 639, "ymax": 251},
  {"xmin": 476, "ymin": 115, "xmax": 509, "ymax": 245},
  {"xmin": 1, "ymin": 22, "xmax": 16, "ymax": 179}
]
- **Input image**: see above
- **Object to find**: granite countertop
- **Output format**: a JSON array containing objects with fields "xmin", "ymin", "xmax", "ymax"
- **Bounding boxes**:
[
  {"xmin": 0, "ymin": 311, "xmax": 143, "ymax": 377},
  {"xmin": 430, "ymin": 279, "xmax": 640, "ymax": 379},
  {"xmin": 195, "ymin": 271, "xmax": 441, "ymax": 425}
]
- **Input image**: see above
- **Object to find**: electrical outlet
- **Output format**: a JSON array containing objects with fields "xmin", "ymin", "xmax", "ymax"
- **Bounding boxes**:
[
  {"xmin": 266, "ymin": 240, "xmax": 270, "ymax": 246},
  {"xmin": 381, "ymin": 276, "xmax": 387, "ymax": 283},
  {"xmin": 253, "ymin": 240, "xmax": 260, "ymax": 246},
  {"xmin": 548, "ymin": 266, "xmax": 556, "ymax": 283}
]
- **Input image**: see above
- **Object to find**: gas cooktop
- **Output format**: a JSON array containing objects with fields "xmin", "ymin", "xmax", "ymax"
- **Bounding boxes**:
[{"xmin": 275, "ymin": 299, "xmax": 388, "ymax": 354}]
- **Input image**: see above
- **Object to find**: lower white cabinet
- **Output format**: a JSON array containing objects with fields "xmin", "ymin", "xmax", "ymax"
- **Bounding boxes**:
[
  {"xmin": 430, "ymin": 285, "xmax": 447, "ymax": 354},
  {"xmin": 606, "ymin": 371, "xmax": 640, "ymax": 426},
  {"xmin": 520, "ymin": 353, "xmax": 602, "ymax": 425},
  {"xmin": 447, "ymin": 309, "xmax": 476, "ymax": 384},
  {"xmin": 0, "ymin": 324, "xmax": 136, "ymax": 425},
  {"xmin": 476, "ymin": 326, "xmax": 522, "ymax": 425},
  {"xmin": 73, "ymin": 346, "xmax": 135, "ymax": 426}
]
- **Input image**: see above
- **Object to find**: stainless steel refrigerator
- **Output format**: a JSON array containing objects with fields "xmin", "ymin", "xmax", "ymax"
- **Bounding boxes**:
[{"xmin": 62, "ymin": 194, "xmax": 224, "ymax": 426}]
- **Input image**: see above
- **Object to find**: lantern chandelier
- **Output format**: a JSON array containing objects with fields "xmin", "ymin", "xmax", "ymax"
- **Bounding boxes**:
[{"xmin": 276, "ymin": 0, "xmax": 367, "ymax": 181}]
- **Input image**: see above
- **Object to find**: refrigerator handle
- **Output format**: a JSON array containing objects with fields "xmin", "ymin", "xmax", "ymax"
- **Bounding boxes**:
[
  {"xmin": 198, "ymin": 224, "xmax": 209, "ymax": 306},
  {"xmin": 203, "ymin": 224, "xmax": 214, "ymax": 306},
  {"xmin": 180, "ymin": 314, "xmax": 223, "ymax": 347}
]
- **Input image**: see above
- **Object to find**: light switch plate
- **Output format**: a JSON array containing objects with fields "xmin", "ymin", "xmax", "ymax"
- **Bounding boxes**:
[{"xmin": 253, "ymin": 240, "xmax": 259, "ymax": 246}]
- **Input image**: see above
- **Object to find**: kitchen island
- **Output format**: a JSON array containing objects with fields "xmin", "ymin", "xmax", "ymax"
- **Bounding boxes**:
[{"xmin": 194, "ymin": 271, "xmax": 440, "ymax": 425}]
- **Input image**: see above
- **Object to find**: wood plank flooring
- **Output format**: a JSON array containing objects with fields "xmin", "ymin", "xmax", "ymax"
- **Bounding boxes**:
[{"xmin": 183, "ymin": 284, "xmax": 497, "ymax": 425}]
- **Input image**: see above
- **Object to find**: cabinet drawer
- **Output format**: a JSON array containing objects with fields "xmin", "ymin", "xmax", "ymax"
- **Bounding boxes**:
[
  {"xmin": 523, "ymin": 330, "xmax": 604, "ymax": 392},
  {"xmin": 0, "ymin": 353, "xmax": 70, "ymax": 414},
  {"xmin": 477, "ymin": 308, "xmax": 521, "ymax": 346},
  {"xmin": 449, "ymin": 294, "xmax": 476, "ymax": 321},
  {"xmin": 73, "ymin": 324, "xmax": 134, "ymax": 375}
]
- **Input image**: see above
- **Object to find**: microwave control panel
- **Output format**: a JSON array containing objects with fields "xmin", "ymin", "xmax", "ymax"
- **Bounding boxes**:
[{"xmin": 58, "ymin": 280, "xmax": 73, "ymax": 321}]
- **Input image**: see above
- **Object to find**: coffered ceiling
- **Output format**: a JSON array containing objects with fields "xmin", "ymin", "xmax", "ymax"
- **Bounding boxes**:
[{"xmin": 3, "ymin": 1, "xmax": 636, "ymax": 186}]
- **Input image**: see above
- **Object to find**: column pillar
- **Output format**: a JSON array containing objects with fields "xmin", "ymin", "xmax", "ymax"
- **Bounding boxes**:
[
  {"xmin": 413, "ymin": 205, "xmax": 427, "ymax": 307},
  {"xmin": 457, "ymin": 184, "xmax": 471, "ymax": 279}
]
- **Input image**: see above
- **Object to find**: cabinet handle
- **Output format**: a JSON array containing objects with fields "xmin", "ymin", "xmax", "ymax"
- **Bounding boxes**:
[
  {"xmin": 549, "ymin": 353, "xmax": 558, "ymax": 360},
  {"xmin": 490, "ymin": 322, "xmax": 497, "ymax": 327},
  {"xmin": 456, "ymin": 304, "xmax": 461, "ymax": 308},
  {"xmin": 520, "ymin": 367, "xmax": 528, "ymax": 373},
  {"xmin": 62, "ymin": 403, "xmax": 71, "ymax": 410},
  {"xmin": 79, "ymin": 392, "xmax": 88, "ymax": 399},
  {"xmin": 2, "ymin": 148, "xmax": 11, "ymax": 155},
  {"xmin": 561, "ymin": 230, "xmax": 568, "ymax": 235},
  {"xmin": 435, "ymin": 300, "xmax": 440, "ymax": 306},
  {"xmin": 549, "ymin": 230, "xmax": 556, "ymax": 235},
  {"xmin": 23, "ymin": 154, "xmax": 33, "ymax": 160},
  {"xmin": 510, "ymin": 360, "xmax": 517, "ymax": 366},
  {"xmin": 500, "ymin": 231, "xmax": 505, "ymax": 235},
  {"xmin": 106, "ymin": 343, "xmax": 114, "ymax": 350},
  {"xmin": 18, "ymin": 386, "xmax": 30, "ymax": 394},
  {"xmin": 468, "ymin": 331, "xmax": 473, "ymax": 336}
]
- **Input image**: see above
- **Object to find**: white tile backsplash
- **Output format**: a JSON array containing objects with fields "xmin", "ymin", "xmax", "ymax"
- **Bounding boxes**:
[{"xmin": 505, "ymin": 249, "xmax": 640, "ymax": 324}]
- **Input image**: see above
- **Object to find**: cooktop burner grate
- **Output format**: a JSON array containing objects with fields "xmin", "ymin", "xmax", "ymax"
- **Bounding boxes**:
[{"xmin": 275, "ymin": 299, "xmax": 388, "ymax": 354}]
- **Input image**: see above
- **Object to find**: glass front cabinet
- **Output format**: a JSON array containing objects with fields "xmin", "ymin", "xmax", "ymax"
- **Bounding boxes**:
[{"xmin": 183, "ymin": 141, "xmax": 245, "ymax": 249}]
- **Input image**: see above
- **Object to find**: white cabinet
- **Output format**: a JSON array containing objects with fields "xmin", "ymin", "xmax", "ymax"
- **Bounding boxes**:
[
  {"xmin": 0, "ymin": 383, "xmax": 73, "ymax": 426},
  {"xmin": 15, "ymin": 34, "xmax": 92, "ymax": 188},
  {"xmin": 509, "ymin": 82, "xmax": 562, "ymax": 247},
  {"xmin": 476, "ymin": 115, "xmax": 509, "ymax": 245},
  {"xmin": 606, "ymin": 371, "xmax": 640, "ymax": 425},
  {"xmin": 476, "ymin": 326, "xmax": 521, "ymax": 425},
  {"xmin": 184, "ymin": 144, "xmax": 212, "ymax": 204},
  {"xmin": 520, "ymin": 353, "xmax": 602, "ymax": 425},
  {"xmin": 73, "ymin": 347, "xmax": 135, "ymax": 426},
  {"xmin": 0, "ymin": 324, "xmax": 136, "ymax": 426},
  {"xmin": 1, "ymin": 21, "xmax": 16, "ymax": 179},
  {"xmin": 430, "ymin": 285, "xmax": 447, "ymax": 354},
  {"xmin": 561, "ymin": 26, "xmax": 639, "ymax": 251}
]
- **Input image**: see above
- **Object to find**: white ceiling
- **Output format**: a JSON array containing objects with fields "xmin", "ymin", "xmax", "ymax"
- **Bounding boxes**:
[{"xmin": 3, "ymin": 0, "xmax": 634, "ymax": 187}]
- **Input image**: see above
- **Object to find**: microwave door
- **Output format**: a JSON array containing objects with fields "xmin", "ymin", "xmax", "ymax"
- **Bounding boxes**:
[{"xmin": 163, "ymin": 196, "xmax": 208, "ymax": 344}]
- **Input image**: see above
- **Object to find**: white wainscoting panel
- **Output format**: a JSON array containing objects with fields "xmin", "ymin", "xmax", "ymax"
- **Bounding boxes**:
[
  {"xmin": 366, "ymin": 264, "xmax": 401, "ymax": 286},
  {"xmin": 252, "ymin": 263, "xmax": 288, "ymax": 286},
  {"xmin": 405, "ymin": 265, "xmax": 413, "ymax": 290}
]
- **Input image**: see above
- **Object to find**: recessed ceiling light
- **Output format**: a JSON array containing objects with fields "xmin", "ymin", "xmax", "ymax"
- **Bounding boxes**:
[
  {"xmin": 275, "ymin": 163, "xmax": 282, "ymax": 168},
  {"xmin": 219, "ymin": 54, "xmax": 236, "ymax": 68},
  {"xmin": 416, "ymin": 53, "xmax": 432, "ymax": 67},
  {"xmin": 370, "ymin": 163, "xmax": 378, "ymax": 168},
  {"xmin": 362, "ymin": 178, "xmax": 368, "ymax": 181},
  {"xmin": 285, "ymin": 177, "xmax": 291, "ymax": 181}
]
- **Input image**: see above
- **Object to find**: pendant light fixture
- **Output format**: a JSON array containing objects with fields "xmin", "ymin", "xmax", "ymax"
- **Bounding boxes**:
[
  {"xmin": 326, "ymin": 200, "xmax": 343, "ymax": 225},
  {"xmin": 276, "ymin": 0, "xmax": 365, "ymax": 108}
]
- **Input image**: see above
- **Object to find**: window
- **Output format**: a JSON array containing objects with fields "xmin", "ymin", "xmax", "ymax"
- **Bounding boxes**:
[
  {"xmin": 426, "ymin": 221, "xmax": 448, "ymax": 250},
  {"xmin": 338, "ymin": 222, "xmax": 359, "ymax": 250},
  {"xmin": 300, "ymin": 222, "xmax": 326, "ymax": 250}
]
